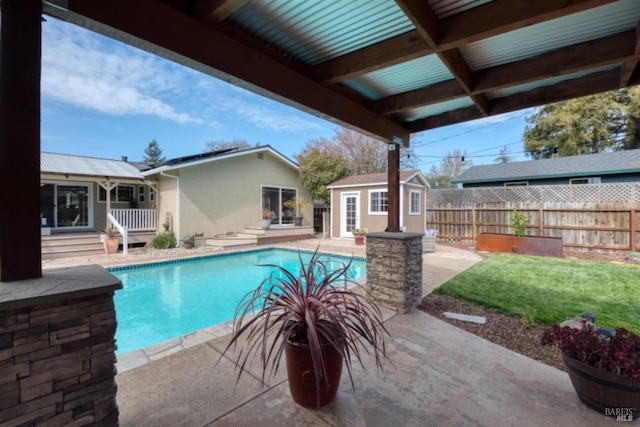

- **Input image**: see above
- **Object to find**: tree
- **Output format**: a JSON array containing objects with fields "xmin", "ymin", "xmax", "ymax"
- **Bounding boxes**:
[
  {"xmin": 523, "ymin": 87, "xmax": 640, "ymax": 159},
  {"xmin": 425, "ymin": 149, "xmax": 472, "ymax": 188},
  {"xmin": 297, "ymin": 147, "xmax": 350, "ymax": 205},
  {"xmin": 143, "ymin": 139, "xmax": 165, "ymax": 164},
  {"xmin": 204, "ymin": 138, "xmax": 256, "ymax": 152},
  {"xmin": 494, "ymin": 145, "xmax": 512, "ymax": 164}
]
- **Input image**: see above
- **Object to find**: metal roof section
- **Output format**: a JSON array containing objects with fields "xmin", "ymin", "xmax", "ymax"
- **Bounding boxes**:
[
  {"xmin": 343, "ymin": 55, "xmax": 453, "ymax": 101},
  {"xmin": 453, "ymin": 149, "xmax": 640, "ymax": 184},
  {"xmin": 461, "ymin": 0, "xmax": 640, "ymax": 71},
  {"xmin": 401, "ymin": 97, "xmax": 476, "ymax": 122},
  {"xmin": 227, "ymin": 0, "xmax": 414, "ymax": 66},
  {"xmin": 429, "ymin": 0, "xmax": 493, "ymax": 19},
  {"xmin": 487, "ymin": 64, "xmax": 621, "ymax": 99},
  {"xmin": 41, "ymin": 152, "xmax": 144, "ymax": 179}
]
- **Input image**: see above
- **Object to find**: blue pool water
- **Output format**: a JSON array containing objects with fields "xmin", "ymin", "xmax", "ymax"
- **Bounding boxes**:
[{"xmin": 109, "ymin": 248, "xmax": 366, "ymax": 354}]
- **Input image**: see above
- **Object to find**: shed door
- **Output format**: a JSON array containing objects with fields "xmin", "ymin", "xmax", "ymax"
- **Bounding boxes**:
[{"xmin": 340, "ymin": 192, "xmax": 360, "ymax": 237}]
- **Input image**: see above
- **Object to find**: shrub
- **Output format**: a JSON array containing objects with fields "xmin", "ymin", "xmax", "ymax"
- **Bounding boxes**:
[
  {"xmin": 541, "ymin": 322, "xmax": 640, "ymax": 382},
  {"xmin": 509, "ymin": 208, "xmax": 530, "ymax": 237},
  {"xmin": 152, "ymin": 231, "xmax": 177, "ymax": 249}
]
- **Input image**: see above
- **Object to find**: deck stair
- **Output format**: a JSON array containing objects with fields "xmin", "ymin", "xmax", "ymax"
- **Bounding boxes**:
[{"xmin": 41, "ymin": 231, "xmax": 156, "ymax": 259}]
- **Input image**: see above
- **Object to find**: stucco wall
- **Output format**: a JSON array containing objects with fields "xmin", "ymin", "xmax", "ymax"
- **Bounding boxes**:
[{"xmin": 159, "ymin": 152, "xmax": 310, "ymax": 239}]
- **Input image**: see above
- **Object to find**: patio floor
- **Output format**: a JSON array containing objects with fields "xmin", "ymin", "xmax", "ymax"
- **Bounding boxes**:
[{"xmin": 44, "ymin": 238, "xmax": 610, "ymax": 426}]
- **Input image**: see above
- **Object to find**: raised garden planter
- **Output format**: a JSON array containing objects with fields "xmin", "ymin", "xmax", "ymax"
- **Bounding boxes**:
[{"xmin": 476, "ymin": 233, "xmax": 563, "ymax": 258}]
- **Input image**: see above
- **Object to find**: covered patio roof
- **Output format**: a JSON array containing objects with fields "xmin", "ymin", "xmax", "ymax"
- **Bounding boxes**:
[{"xmin": 42, "ymin": 0, "xmax": 640, "ymax": 145}]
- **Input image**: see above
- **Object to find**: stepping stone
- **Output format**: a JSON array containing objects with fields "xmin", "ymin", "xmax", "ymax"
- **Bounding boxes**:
[{"xmin": 443, "ymin": 312, "xmax": 486, "ymax": 324}]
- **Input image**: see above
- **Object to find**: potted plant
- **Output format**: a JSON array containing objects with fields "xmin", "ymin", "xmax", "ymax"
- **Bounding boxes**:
[
  {"xmin": 261, "ymin": 209, "xmax": 273, "ymax": 230},
  {"xmin": 352, "ymin": 228, "xmax": 366, "ymax": 245},
  {"xmin": 541, "ymin": 320, "xmax": 640, "ymax": 419},
  {"xmin": 100, "ymin": 227, "xmax": 119, "ymax": 255},
  {"xmin": 220, "ymin": 248, "xmax": 389, "ymax": 408},
  {"xmin": 182, "ymin": 234, "xmax": 195, "ymax": 249},
  {"xmin": 283, "ymin": 197, "xmax": 309, "ymax": 226}
]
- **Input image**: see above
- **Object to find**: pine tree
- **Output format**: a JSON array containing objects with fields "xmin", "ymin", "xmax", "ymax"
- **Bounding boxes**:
[{"xmin": 143, "ymin": 139, "xmax": 166, "ymax": 164}]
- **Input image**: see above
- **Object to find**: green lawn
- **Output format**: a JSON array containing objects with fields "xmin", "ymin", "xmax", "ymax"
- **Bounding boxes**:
[{"xmin": 434, "ymin": 253, "xmax": 640, "ymax": 333}]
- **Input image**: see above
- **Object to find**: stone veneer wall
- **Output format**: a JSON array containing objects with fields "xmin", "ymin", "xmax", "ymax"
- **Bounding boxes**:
[
  {"xmin": 366, "ymin": 232, "xmax": 423, "ymax": 313},
  {"xmin": 0, "ymin": 266, "xmax": 121, "ymax": 426}
]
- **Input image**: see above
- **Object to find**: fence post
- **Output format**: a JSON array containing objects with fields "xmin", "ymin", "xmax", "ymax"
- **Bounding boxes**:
[
  {"xmin": 631, "ymin": 209, "xmax": 637, "ymax": 252},
  {"xmin": 539, "ymin": 208, "xmax": 544, "ymax": 237},
  {"xmin": 471, "ymin": 207, "xmax": 476, "ymax": 242}
]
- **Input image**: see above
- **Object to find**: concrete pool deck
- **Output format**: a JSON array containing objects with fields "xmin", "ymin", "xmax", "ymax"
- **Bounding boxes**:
[{"xmin": 43, "ymin": 238, "xmax": 609, "ymax": 426}]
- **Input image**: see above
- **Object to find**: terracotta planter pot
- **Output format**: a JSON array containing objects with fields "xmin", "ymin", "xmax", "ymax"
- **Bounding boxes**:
[
  {"xmin": 103, "ymin": 238, "xmax": 119, "ymax": 255},
  {"xmin": 285, "ymin": 340, "xmax": 343, "ymax": 408},
  {"xmin": 354, "ymin": 235, "xmax": 365, "ymax": 245},
  {"xmin": 476, "ymin": 233, "xmax": 563, "ymax": 257},
  {"xmin": 562, "ymin": 353, "xmax": 640, "ymax": 419}
]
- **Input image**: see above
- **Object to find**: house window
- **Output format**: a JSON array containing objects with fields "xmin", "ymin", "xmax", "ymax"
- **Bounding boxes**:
[
  {"xmin": 504, "ymin": 181, "xmax": 529, "ymax": 187},
  {"xmin": 149, "ymin": 188, "xmax": 155, "ymax": 203},
  {"xmin": 138, "ymin": 185, "xmax": 145, "ymax": 203},
  {"xmin": 98, "ymin": 184, "xmax": 135, "ymax": 202},
  {"xmin": 369, "ymin": 190, "xmax": 388, "ymax": 214},
  {"xmin": 409, "ymin": 190, "xmax": 421, "ymax": 215},
  {"xmin": 570, "ymin": 177, "xmax": 601, "ymax": 184}
]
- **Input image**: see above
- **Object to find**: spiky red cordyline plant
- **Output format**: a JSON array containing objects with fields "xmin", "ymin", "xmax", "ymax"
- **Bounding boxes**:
[{"xmin": 220, "ymin": 247, "xmax": 389, "ymax": 393}]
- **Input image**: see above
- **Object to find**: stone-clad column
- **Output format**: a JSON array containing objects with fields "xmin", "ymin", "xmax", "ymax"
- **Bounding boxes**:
[{"xmin": 366, "ymin": 232, "xmax": 423, "ymax": 313}]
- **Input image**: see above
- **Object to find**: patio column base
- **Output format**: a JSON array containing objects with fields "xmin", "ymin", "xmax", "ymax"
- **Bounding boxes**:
[
  {"xmin": 366, "ymin": 232, "xmax": 423, "ymax": 313},
  {"xmin": 0, "ymin": 265, "xmax": 122, "ymax": 426}
]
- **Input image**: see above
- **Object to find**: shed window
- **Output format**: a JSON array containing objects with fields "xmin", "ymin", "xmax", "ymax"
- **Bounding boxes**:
[
  {"xmin": 369, "ymin": 190, "xmax": 388, "ymax": 214},
  {"xmin": 409, "ymin": 190, "xmax": 421, "ymax": 215},
  {"xmin": 504, "ymin": 181, "xmax": 529, "ymax": 187}
]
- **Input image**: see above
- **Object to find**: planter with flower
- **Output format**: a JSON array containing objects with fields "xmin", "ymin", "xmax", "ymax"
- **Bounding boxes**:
[
  {"xmin": 541, "ymin": 318, "xmax": 640, "ymax": 419},
  {"xmin": 100, "ymin": 228, "xmax": 119, "ymax": 255},
  {"xmin": 283, "ymin": 197, "xmax": 309, "ymax": 226},
  {"xmin": 182, "ymin": 234, "xmax": 195, "ymax": 249},
  {"xmin": 352, "ymin": 228, "xmax": 366, "ymax": 245},
  {"xmin": 220, "ymin": 248, "xmax": 389, "ymax": 408},
  {"xmin": 476, "ymin": 208, "xmax": 563, "ymax": 257},
  {"xmin": 261, "ymin": 209, "xmax": 273, "ymax": 230}
]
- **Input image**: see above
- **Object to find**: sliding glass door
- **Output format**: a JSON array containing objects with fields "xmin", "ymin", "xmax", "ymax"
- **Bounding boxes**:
[
  {"xmin": 261, "ymin": 186, "xmax": 296, "ymax": 226},
  {"xmin": 41, "ymin": 182, "xmax": 92, "ymax": 229}
]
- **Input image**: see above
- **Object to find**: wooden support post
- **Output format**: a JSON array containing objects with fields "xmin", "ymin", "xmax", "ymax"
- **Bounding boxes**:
[
  {"xmin": 471, "ymin": 207, "xmax": 476, "ymax": 242},
  {"xmin": 0, "ymin": 0, "xmax": 42, "ymax": 281},
  {"xmin": 387, "ymin": 144, "xmax": 400, "ymax": 232},
  {"xmin": 539, "ymin": 208, "xmax": 544, "ymax": 237}
]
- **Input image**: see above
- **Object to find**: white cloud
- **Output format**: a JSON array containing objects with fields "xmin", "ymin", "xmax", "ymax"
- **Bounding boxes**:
[
  {"xmin": 41, "ymin": 17, "xmax": 326, "ymax": 135},
  {"xmin": 42, "ymin": 18, "xmax": 202, "ymax": 124}
]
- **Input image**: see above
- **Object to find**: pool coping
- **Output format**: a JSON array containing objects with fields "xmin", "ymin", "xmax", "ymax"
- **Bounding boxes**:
[{"xmin": 114, "ymin": 246, "xmax": 367, "ymax": 373}]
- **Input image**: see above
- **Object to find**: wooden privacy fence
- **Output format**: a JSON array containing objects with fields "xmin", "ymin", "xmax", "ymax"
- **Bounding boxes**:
[{"xmin": 426, "ymin": 183, "xmax": 640, "ymax": 253}]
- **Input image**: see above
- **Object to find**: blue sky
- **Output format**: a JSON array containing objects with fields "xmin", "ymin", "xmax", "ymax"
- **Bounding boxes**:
[{"xmin": 41, "ymin": 16, "xmax": 533, "ymax": 170}]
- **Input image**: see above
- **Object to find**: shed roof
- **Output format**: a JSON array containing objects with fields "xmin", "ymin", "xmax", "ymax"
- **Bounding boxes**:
[
  {"xmin": 453, "ymin": 149, "xmax": 640, "ymax": 184},
  {"xmin": 328, "ymin": 170, "xmax": 428, "ymax": 188},
  {"xmin": 41, "ymin": 152, "xmax": 145, "ymax": 180}
]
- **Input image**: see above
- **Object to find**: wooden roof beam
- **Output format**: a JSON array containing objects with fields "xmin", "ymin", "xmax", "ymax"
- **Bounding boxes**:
[
  {"xmin": 438, "ymin": 0, "xmax": 615, "ymax": 51},
  {"xmin": 194, "ymin": 0, "xmax": 249, "ymax": 24},
  {"xmin": 620, "ymin": 22, "xmax": 640, "ymax": 87},
  {"xmin": 310, "ymin": 32, "xmax": 432, "ymax": 85}
]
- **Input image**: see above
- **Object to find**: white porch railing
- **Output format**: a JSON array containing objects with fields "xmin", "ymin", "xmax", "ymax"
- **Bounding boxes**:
[
  {"xmin": 109, "ymin": 209, "xmax": 157, "ymax": 231},
  {"xmin": 107, "ymin": 213, "xmax": 129, "ymax": 256}
]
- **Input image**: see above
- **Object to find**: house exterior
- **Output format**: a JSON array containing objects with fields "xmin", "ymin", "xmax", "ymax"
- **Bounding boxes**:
[
  {"xmin": 141, "ymin": 146, "xmax": 312, "ymax": 241},
  {"xmin": 40, "ymin": 152, "xmax": 156, "ymax": 232},
  {"xmin": 327, "ymin": 170, "xmax": 429, "ymax": 238},
  {"xmin": 454, "ymin": 149, "xmax": 640, "ymax": 188}
]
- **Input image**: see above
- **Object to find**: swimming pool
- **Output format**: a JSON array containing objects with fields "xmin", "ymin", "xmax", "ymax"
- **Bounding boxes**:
[{"xmin": 109, "ymin": 248, "xmax": 366, "ymax": 354}]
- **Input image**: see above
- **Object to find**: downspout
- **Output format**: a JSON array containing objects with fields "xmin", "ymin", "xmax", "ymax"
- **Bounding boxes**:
[
  {"xmin": 160, "ymin": 171, "xmax": 180, "ymax": 247},
  {"xmin": 399, "ymin": 182, "xmax": 404, "ymax": 232}
]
